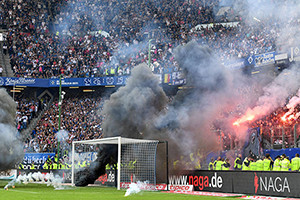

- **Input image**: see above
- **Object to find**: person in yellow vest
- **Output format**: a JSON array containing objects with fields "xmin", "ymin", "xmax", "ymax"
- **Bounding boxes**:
[
  {"xmin": 110, "ymin": 67, "xmax": 115, "ymax": 76},
  {"xmin": 291, "ymin": 153, "xmax": 300, "ymax": 171},
  {"xmin": 209, "ymin": 158, "xmax": 215, "ymax": 170},
  {"xmin": 242, "ymin": 156, "xmax": 251, "ymax": 170},
  {"xmin": 54, "ymin": 154, "xmax": 59, "ymax": 163},
  {"xmin": 256, "ymin": 156, "xmax": 264, "ymax": 171},
  {"xmin": 234, "ymin": 154, "xmax": 242, "ymax": 170},
  {"xmin": 30, "ymin": 161, "xmax": 36, "ymax": 170},
  {"xmin": 58, "ymin": 160, "xmax": 66, "ymax": 169},
  {"xmin": 222, "ymin": 158, "xmax": 231, "ymax": 170},
  {"xmin": 64, "ymin": 161, "xmax": 71, "ymax": 169},
  {"xmin": 249, "ymin": 157, "xmax": 257, "ymax": 171},
  {"xmin": 52, "ymin": 161, "xmax": 58, "ymax": 170},
  {"xmin": 173, "ymin": 159, "xmax": 179, "ymax": 170},
  {"xmin": 215, "ymin": 157, "xmax": 223, "ymax": 170},
  {"xmin": 263, "ymin": 154, "xmax": 273, "ymax": 171},
  {"xmin": 273, "ymin": 155, "xmax": 281, "ymax": 171},
  {"xmin": 280, "ymin": 154, "xmax": 290, "ymax": 171},
  {"xmin": 43, "ymin": 160, "xmax": 50, "ymax": 169},
  {"xmin": 19, "ymin": 163, "xmax": 24, "ymax": 170}
]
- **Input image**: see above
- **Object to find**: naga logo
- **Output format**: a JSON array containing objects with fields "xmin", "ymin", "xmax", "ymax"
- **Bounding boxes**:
[
  {"xmin": 96, "ymin": 171, "xmax": 115, "ymax": 184},
  {"xmin": 254, "ymin": 173, "xmax": 290, "ymax": 193},
  {"xmin": 169, "ymin": 173, "xmax": 223, "ymax": 191}
]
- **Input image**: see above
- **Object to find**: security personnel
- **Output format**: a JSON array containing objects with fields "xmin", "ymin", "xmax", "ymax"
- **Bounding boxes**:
[
  {"xmin": 53, "ymin": 161, "xmax": 58, "ymax": 170},
  {"xmin": 209, "ymin": 158, "xmax": 215, "ymax": 170},
  {"xmin": 222, "ymin": 158, "xmax": 230, "ymax": 170},
  {"xmin": 250, "ymin": 157, "xmax": 257, "ymax": 171},
  {"xmin": 173, "ymin": 159, "xmax": 179, "ymax": 170},
  {"xmin": 19, "ymin": 163, "xmax": 24, "ymax": 169},
  {"xmin": 280, "ymin": 154, "xmax": 290, "ymax": 171},
  {"xmin": 81, "ymin": 160, "xmax": 87, "ymax": 168},
  {"xmin": 291, "ymin": 153, "xmax": 300, "ymax": 171},
  {"xmin": 128, "ymin": 160, "xmax": 136, "ymax": 170},
  {"xmin": 54, "ymin": 154, "xmax": 59, "ymax": 163},
  {"xmin": 242, "ymin": 156, "xmax": 251, "ymax": 170},
  {"xmin": 256, "ymin": 156, "xmax": 264, "ymax": 171},
  {"xmin": 215, "ymin": 157, "xmax": 223, "ymax": 170},
  {"xmin": 58, "ymin": 160, "xmax": 66, "ymax": 169},
  {"xmin": 273, "ymin": 156, "xmax": 281, "ymax": 171},
  {"xmin": 263, "ymin": 154, "xmax": 273, "ymax": 171},
  {"xmin": 234, "ymin": 154, "xmax": 242, "ymax": 170},
  {"xmin": 30, "ymin": 161, "xmax": 36, "ymax": 170},
  {"xmin": 43, "ymin": 161, "xmax": 50, "ymax": 169}
]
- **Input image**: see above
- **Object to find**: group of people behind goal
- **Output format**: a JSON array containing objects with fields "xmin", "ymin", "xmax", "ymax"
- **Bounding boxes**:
[{"xmin": 209, "ymin": 153, "xmax": 300, "ymax": 171}]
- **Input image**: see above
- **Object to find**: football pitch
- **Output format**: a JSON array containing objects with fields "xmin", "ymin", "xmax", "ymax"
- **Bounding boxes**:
[{"xmin": 0, "ymin": 180, "xmax": 240, "ymax": 200}]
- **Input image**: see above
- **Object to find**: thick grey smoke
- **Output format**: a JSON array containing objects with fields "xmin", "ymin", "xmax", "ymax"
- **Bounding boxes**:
[
  {"xmin": 155, "ymin": 41, "xmax": 255, "ymax": 155},
  {"xmin": 0, "ymin": 88, "xmax": 24, "ymax": 171},
  {"xmin": 102, "ymin": 63, "xmax": 168, "ymax": 138},
  {"xmin": 75, "ymin": 63, "xmax": 168, "ymax": 186}
]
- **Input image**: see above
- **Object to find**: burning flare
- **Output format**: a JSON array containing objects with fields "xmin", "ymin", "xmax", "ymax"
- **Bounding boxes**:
[{"xmin": 233, "ymin": 112, "xmax": 255, "ymax": 126}]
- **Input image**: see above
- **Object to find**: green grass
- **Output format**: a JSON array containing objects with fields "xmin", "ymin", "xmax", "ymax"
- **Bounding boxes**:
[{"xmin": 0, "ymin": 180, "xmax": 239, "ymax": 200}]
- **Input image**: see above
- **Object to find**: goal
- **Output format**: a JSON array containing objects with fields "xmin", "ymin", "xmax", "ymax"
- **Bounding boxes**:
[{"xmin": 71, "ymin": 137, "xmax": 166, "ymax": 190}]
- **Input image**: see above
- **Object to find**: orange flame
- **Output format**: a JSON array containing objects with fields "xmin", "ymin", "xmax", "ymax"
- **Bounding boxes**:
[{"xmin": 233, "ymin": 114, "xmax": 255, "ymax": 126}]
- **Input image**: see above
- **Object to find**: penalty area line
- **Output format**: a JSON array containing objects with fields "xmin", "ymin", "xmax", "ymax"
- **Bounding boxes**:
[{"xmin": 7, "ymin": 189, "xmax": 39, "ymax": 194}]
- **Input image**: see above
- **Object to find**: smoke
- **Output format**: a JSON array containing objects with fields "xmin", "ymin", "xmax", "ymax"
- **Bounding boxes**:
[
  {"xmin": 75, "ymin": 64, "xmax": 167, "ymax": 186},
  {"xmin": 56, "ymin": 130, "xmax": 69, "ymax": 142},
  {"xmin": 0, "ymin": 88, "xmax": 24, "ymax": 171},
  {"xmin": 234, "ymin": 60, "xmax": 300, "ymax": 125},
  {"xmin": 102, "ymin": 63, "xmax": 168, "ymax": 138},
  {"xmin": 4, "ymin": 172, "xmax": 65, "ymax": 190}
]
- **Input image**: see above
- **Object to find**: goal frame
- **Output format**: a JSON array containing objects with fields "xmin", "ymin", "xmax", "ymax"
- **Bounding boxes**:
[{"xmin": 71, "ymin": 136, "xmax": 162, "ymax": 190}]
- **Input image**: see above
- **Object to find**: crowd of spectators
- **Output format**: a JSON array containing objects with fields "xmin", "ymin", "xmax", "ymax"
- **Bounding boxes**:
[
  {"xmin": 23, "ymin": 94, "xmax": 104, "ymax": 152},
  {"xmin": 1, "ymin": 0, "xmax": 291, "ymax": 79},
  {"xmin": 15, "ymin": 96, "xmax": 45, "ymax": 132}
]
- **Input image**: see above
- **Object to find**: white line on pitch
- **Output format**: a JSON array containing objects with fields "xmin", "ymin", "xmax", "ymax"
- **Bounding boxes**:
[{"xmin": 8, "ymin": 189, "xmax": 38, "ymax": 194}]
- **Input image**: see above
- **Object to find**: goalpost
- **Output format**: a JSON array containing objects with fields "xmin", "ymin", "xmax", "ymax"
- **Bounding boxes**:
[{"xmin": 71, "ymin": 137, "xmax": 166, "ymax": 190}]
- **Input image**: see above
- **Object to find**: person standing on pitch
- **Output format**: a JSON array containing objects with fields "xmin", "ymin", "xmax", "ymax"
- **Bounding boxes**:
[
  {"xmin": 234, "ymin": 154, "xmax": 242, "ymax": 170},
  {"xmin": 273, "ymin": 155, "xmax": 281, "ymax": 171},
  {"xmin": 291, "ymin": 153, "xmax": 300, "ymax": 171},
  {"xmin": 209, "ymin": 158, "xmax": 214, "ymax": 170},
  {"xmin": 242, "ymin": 156, "xmax": 251, "ymax": 171},
  {"xmin": 215, "ymin": 157, "xmax": 223, "ymax": 170},
  {"xmin": 280, "ymin": 154, "xmax": 290, "ymax": 171},
  {"xmin": 263, "ymin": 154, "xmax": 273, "ymax": 171}
]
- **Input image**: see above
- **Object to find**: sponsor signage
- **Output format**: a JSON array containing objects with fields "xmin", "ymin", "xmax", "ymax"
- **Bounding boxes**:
[
  {"xmin": 233, "ymin": 171, "xmax": 300, "ymax": 198},
  {"xmin": 21, "ymin": 153, "xmax": 55, "ymax": 170},
  {"xmin": 170, "ymin": 171, "xmax": 233, "ymax": 192},
  {"xmin": 120, "ymin": 182, "xmax": 167, "ymax": 190},
  {"xmin": 171, "ymin": 171, "xmax": 300, "ymax": 198},
  {"xmin": 95, "ymin": 170, "xmax": 115, "ymax": 187}
]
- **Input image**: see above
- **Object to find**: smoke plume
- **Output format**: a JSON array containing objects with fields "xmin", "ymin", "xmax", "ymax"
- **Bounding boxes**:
[
  {"xmin": 75, "ymin": 64, "xmax": 168, "ymax": 186},
  {"xmin": 0, "ymin": 88, "xmax": 24, "ymax": 171},
  {"xmin": 76, "ymin": 41, "xmax": 259, "ymax": 185}
]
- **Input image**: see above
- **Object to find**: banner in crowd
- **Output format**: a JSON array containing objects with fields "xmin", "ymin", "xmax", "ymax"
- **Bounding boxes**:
[
  {"xmin": 0, "ymin": 76, "xmax": 130, "ymax": 88},
  {"xmin": 289, "ymin": 47, "xmax": 300, "ymax": 62},
  {"xmin": 223, "ymin": 58, "xmax": 245, "ymax": 70},
  {"xmin": 20, "ymin": 153, "xmax": 55, "ymax": 170},
  {"xmin": 254, "ymin": 52, "xmax": 275, "ymax": 67}
]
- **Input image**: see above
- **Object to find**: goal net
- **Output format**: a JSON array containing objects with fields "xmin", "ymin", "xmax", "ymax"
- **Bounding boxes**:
[{"xmin": 71, "ymin": 137, "xmax": 161, "ymax": 190}]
